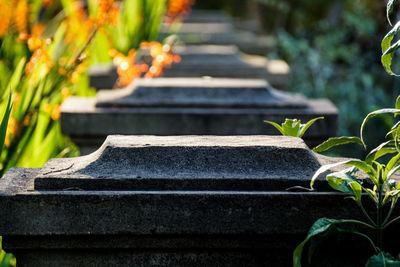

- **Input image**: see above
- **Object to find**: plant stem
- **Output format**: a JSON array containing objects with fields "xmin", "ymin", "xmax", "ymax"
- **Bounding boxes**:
[
  {"xmin": 351, "ymin": 231, "xmax": 380, "ymax": 253},
  {"xmin": 360, "ymin": 202, "xmax": 377, "ymax": 227},
  {"xmin": 383, "ymin": 214, "xmax": 400, "ymax": 229},
  {"xmin": 382, "ymin": 200, "xmax": 396, "ymax": 226},
  {"xmin": 377, "ymin": 184, "xmax": 384, "ymax": 250},
  {"xmin": 340, "ymin": 219, "xmax": 375, "ymax": 229}
]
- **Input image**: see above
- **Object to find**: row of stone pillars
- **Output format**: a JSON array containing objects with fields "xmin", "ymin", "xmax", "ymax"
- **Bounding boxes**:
[{"xmin": 0, "ymin": 10, "xmax": 366, "ymax": 267}]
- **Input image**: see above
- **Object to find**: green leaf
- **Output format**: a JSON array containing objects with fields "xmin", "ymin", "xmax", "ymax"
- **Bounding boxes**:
[
  {"xmin": 361, "ymin": 109, "xmax": 400, "ymax": 145},
  {"xmin": 282, "ymin": 119, "xmax": 301, "ymax": 137},
  {"xmin": 294, "ymin": 218, "xmax": 359, "ymax": 267},
  {"xmin": 326, "ymin": 167, "xmax": 362, "ymax": 202},
  {"xmin": 366, "ymin": 141, "xmax": 397, "ymax": 164},
  {"xmin": 349, "ymin": 181, "xmax": 363, "ymax": 203},
  {"xmin": 0, "ymin": 92, "xmax": 12, "ymax": 154},
  {"xmin": 382, "ymin": 21, "xmax": 400, "ymax": 53},
  {"xmin": 382, "ymin": 41, "xmax": 400, "ymax": 76},
  {"xmin": 384, "ymin": 153, "xmax": 400, "ymax": 180},
  {"xmin": 298, "ymin": 117, "xmax": 324, "ymax": 138},
  {"xmin": 382, "ymin": 21, "xmax": 400, "ymax": 75},
  {"xmin": 6, "ymin": 57, "xmax": 25, "ymax": 92},
  {"xmin": 396, "ymin": 95, "xmax": 400, "ymax": 110},
  {"xmin": 312, "ymin": 136, "xmax": 364, "ymax": 153},
  {"xmin": 311, "ymin": 160, "xmax": 377, "ymax": 189},
  {"xmin": 365, "ymin": 252, "xmax": 400, "ymax": 267},
  {"xmin": 264, "ymin": 120, "xmax": 284, "ymax": 135},
  {"xmin": 387, "ymin": 0, "xmax": 399, "ymax": 25}
]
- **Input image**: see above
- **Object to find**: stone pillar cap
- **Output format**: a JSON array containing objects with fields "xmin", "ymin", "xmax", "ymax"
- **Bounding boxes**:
[
  {"xmin": 96, "ymin": 78, "xmax": 308, "ymax": 108},
  {"xmin": 34, "ymin": 135, "xmax": 321, "ymax": 191}
]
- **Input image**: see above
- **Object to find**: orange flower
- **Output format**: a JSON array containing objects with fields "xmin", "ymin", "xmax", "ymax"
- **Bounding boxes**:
[
  {"xmin": 14, "ymin": 0, "xmax": 28, "ymax": 40},
  {"xmin": 113, "ymin": 49, "xmax": 149, "ymax": 87},
  {"xmin": 5, "ymin": 117, "xmax": 17, "ymax": 148},
  {"xmin": 142, "ymin": 42, "xmax": 180, "ymax": 79},
  {"xmin": 166, "ymin": 0, "xmax": 195, "ymax": 23},
  {"xmin": 27, "ymin": 24, "xmax": 45, "ymax": 51},
  {"xmin": 64, "ymin": 1, "xmax": 92, "ymax": 45},
  {"xmin": 26, "ymin": 47, "xmax": 53, "ymax": 76},
  {"xmin": 69, "ymin": 62, "xmax": 87, "ymax": 84},
  {"xmin": 0, "ymin": 0, "xmax": 12, "ymax": 38},
  {"xmin": 96, "ymin": 0, "xmax": 118, "ymax": 26},
  {"xmin": 42, "ymin": 0, "xmax": 53, "ymax": 8},
  {"xmin": 44, "ymin": 104, "xmax": 61, "ymax": 121},
  {"xmin": 51, "ymin": 105, "xmax": 60, "ymax": 121},
  {"xmin": 61, "ymin": 87, "xmax": 71, "ymax": 102}
]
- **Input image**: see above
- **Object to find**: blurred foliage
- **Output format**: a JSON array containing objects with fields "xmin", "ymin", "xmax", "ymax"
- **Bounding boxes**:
[
  {"xmin": 257, "ymin": 0, "xmax": 396, "ymax": 155},
  {"xmin": 0, "ymin": 0, "xmax": 194, "ymax": 265}
]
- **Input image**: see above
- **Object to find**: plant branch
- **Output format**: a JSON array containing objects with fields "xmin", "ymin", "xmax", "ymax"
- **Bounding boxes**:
[{"xmin": 359, "ymin": 202, "xmax": 377, "ymax": 227}]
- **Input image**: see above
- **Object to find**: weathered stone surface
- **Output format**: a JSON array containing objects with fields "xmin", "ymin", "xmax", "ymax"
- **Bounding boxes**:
[
  {"xmin": 0, "ymin": 135, "xmax": 377, "ymax": 266},
  {"xmin": 95, "ymin": 78, "xmax": 305, "ymax": 108},
  {"xmin": 33, "ymin": 135, "xmax": 320, "ymax": 192}
]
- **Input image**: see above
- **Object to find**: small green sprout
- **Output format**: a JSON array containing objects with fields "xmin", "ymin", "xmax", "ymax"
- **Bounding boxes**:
[{"xmin": 264, "ymin": 117, "xmax": 324, "ymax": 138}]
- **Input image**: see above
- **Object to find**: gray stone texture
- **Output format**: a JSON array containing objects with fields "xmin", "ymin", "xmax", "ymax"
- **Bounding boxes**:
[
  {"xmin": 88, "ymin": 45, "xmax": 289, "ymax": 90},
  {"xmin": 0, "ymin": 135, "xmax": 372, "ymax": 266},
  {"xmin": 163, "ymin": 10, "xmax": 275, "ymax": 56},
  {"xmin": 61, "ymin": 77, "xmax": 337, "ymax": 155},
  {"xmin": 162, "ymin": 45, "xmax": 289, "ymax": 89}
]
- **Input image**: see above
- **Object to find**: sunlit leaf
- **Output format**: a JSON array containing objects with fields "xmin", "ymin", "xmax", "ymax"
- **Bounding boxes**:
[
  {"xmin": 298, "ymin": 117, "xmax": 324, "ymax": 138},
  {"xmin": 282, "ymin": 119, "xmax": 301, "ymax": 137},
  {"xmin": 264, "ymin": 120, "xmax": 284, "ymax": 135},
  {"xmin": 387, "ymin": 0, "xmax": 399, "ymax": 25},
  {"xmin": 311, "ymin": 160, "xmax": 377, "ymax": 189},
  {"xmin": 361, "ymin": 109, "xmax": 400, "ymax": 145},
  {"xmin": 366, "ymin": 141, "xmax": 397, "ymax": 163},
  {"xmin": 312, "ymin": 136, "xmax": 364, "ymax": 153},
  {"xmin": 384, "ymin": 153, "xmax": 400, "ymax": 180}
]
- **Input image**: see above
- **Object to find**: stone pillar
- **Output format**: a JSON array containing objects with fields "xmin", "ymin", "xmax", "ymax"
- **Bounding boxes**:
[
  {"xmin": 60, "ymin": 78, "xmax": 337, "ymax": 154},
  {"xmin": 0, "ymin": 135, "xmax": 366, "ymax": 266}
]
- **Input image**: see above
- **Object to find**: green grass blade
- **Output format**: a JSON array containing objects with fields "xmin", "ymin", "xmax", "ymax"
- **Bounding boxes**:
[{"xmin": 0, "ymin": 93, "xmax": 12, "ymax": 155}]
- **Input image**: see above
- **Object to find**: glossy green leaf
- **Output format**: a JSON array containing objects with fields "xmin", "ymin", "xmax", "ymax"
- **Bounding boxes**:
[
  {"xmin": 294, "ymin": 218, "xmax": 338, "ymax": 266},
  {"xmin": 384, "ymin": 153, "xmax": 400, "ymax": 180},
  {"xmin": 361, "ymin": 109, "xmax": 400, "ymax": 144},
  {"xmin": 382, "ymin": 20, "xmax": 400, "ymax": 75},
  {"xmin": 396, "ymin": 95, "xmax": 400, "ymax": 110},
  {"xmin": 387, "ymin": 0, "xmax": 399, "ymax": 25},
  {"xmin": 264, "ymin": 120, "xmax": 284, "ymax": 135},
  {"xmin": 326, "ymin": 167, "xmax": 362, "ymax": 202},
  {"xmin": 365, "ymin": 252, "xmax": 400, "ymax": 267},
  {"xmin": 311, "ymin": 160, "xmax": 377, "ymax": 189},
  {"xmin": 312, "ymin": 136, "xmax": 364, "ymax": 153},
  {"xmin": 294, "ymin": 218, "xmax": 362, "ymax": 267},
  {"xmin": 282, "ymin": 119, "xmax": 301, "ymax": 137},
  {"xmin": 366, "ymin": 141, "xmax": 397, "ymax": 164},
  {"xmin": 298, "ymin": 117, "xmax": 324, "ymax": 138}
]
